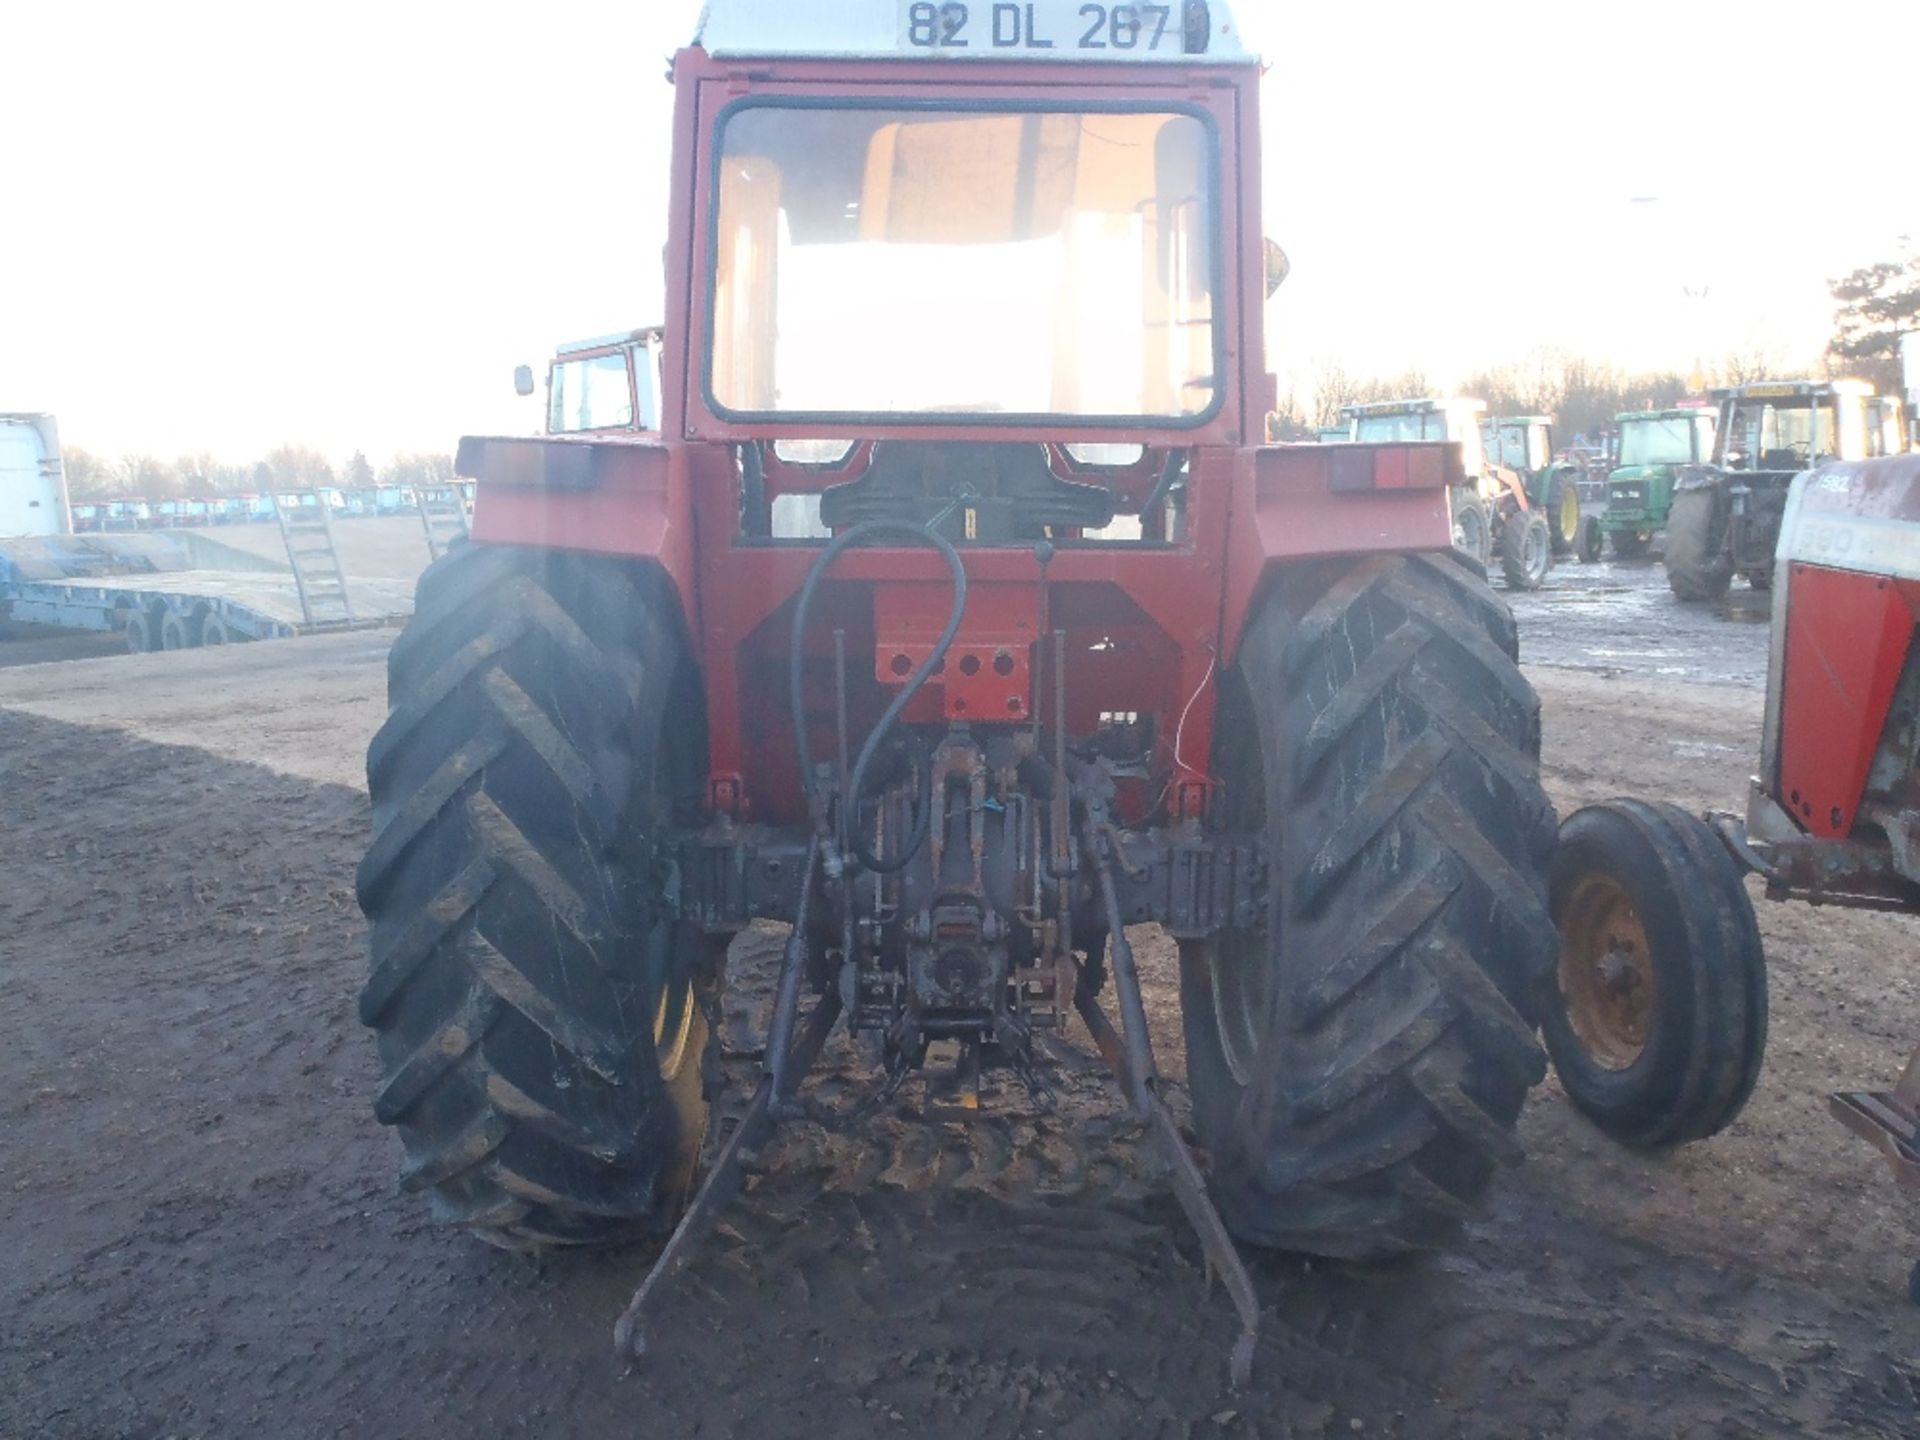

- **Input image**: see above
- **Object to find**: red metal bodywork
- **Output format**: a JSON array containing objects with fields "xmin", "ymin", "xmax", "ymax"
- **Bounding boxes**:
[
  {"xmin": 1772, "ymin": 457, "xmax": 1920, "ymax": 839},
  {"xmin": 1776, "ymin": 565, "xmax": 1920, "ymax": 837},
  {"xmin": 467, "ymin": 47, "xmax": 1460, "ymax": 827}
]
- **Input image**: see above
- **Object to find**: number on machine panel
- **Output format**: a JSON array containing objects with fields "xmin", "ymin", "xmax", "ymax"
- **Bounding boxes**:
[{"xmin": 904, "ymin": 3, "xmax": 1180, "ymax": 54}]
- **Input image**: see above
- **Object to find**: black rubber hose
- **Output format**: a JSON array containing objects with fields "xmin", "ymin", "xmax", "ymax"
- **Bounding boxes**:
[{"xmin": 788, "ymin": 518, "xmax": 968, "ymax": 874}]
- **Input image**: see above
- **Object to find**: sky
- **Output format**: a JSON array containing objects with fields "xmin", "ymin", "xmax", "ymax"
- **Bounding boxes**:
[{"xmin": 3, "ymin": 0, "xmax": 1915, "ymax": 463}]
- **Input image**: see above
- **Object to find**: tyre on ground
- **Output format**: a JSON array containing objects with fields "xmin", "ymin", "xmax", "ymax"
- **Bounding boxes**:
[
  {"xmin": 1665, "ymin": 483, "xmax": 1733, "ymax": 601},
  {"xmin": 200, "ymin": 613, "xmax": 235, "ymax": 646},
  {"xmin": 1499, "ymin": 509, "xmax": 1553, "ymax": 591},
  {"xmin": 1542, "ymin": 800, "xmax": 1767, "ymax": 1148},
  {"xmin": 124, "ymin": 610, "xmax": 154, "ymax": 653},
  {"xmin": 159, "ymin": 610, "xmax": 195, "ymax": 651},
  {"xmin": 1546, "ymin": 470, "xmax": 1581, "ymax": 556},
  {"xmin": 356, "ymin": 542, "xmax": 719, "ymax": 1248},
  {"xmin": 1578, "ymin": 514, "xmax": 1603, "ymax": 564},
  {"xmin": 1452, "ymin": 490, "xmax": 1491, "ymax": 568},
  {"xmin": 1179, "ymin": 551, "xmax": 1559, "ymax": 1258}
]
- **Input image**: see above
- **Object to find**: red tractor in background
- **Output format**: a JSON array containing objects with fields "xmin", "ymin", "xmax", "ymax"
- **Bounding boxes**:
[
  {"xmin": 353, "ymin": 1, "xmax": 1560, "ymax": 1379},
  {"xmin": 1547, "ymin": 453, "xmax": 1920, "ymax": 1303}
]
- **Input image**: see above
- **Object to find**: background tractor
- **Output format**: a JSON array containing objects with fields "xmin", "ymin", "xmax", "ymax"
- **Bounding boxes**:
[
  {"xmin": 1587, "ymin": 405, "xmax": 1717, "ymax": 561},
  {"xmin": 1665, "ymin": 379, "xmax": 1903, "ymax": 601},
  {"xmin": 514, "ymin": 326, "xmax": 666, "ymax": 434},
  {"xmin": 355, "ymin": 0, "xmax": 1561, "ymax": 1381},
  {"xmin": 1342, "ymin": 396, "xmax": 1553, "ymax": 588},
  {"xmin": 1548, "ymin": 454, "xmax": 1920, "ymax": 1303},
  {"xmin": 1482, "ymin": 414, "xmax": 1585, "ymax": 558}
]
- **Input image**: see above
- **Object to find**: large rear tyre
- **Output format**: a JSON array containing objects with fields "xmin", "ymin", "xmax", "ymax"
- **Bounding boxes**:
[
  {"xmin": 1499, "ymin": 511, "xmax": 1553, "ymax": 591},
  {"xmin": 1543, "ymin": 800, "xmax": 1767, "ymax": 1148},
  {"xmin": 1547, "ymin": 471, "xmax": 1581, "ymax": 556},
  {"xmin": 1180, "ymin": 552, "xmax": 1558, "ymax": 1258},
  {"xmin": 1665, "ymin": 485, "xmax": 1732, "ymax": 602},
  {"xmin": 356, "ymin": 543, "xmax": 717, "ymax": 1249},
  {"xmin": 1577, "ymin": 515, "xmax": 1603, "ymax": 565}
]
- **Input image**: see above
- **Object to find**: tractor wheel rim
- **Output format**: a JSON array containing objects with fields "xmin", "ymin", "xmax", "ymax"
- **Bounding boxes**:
[
  {"xmin": 1557, "ymin": 873, "xmax": 1657, "ymax": 1070},
  {"xmin": 1559, "ymin": 485, "xmax": 1580, "ymax": 539},
  {"xmin": 1526, "ymin": 524, "xmax": 1550, "ymax": 580},
  {"xmin": 1457, "ymin": 509, "xmax": 1485, "ymax": 556},
  {"xmin": 1208, "ymin": 932, "xmax": 1269, "ymax": 1088},
  {"xmin": 653, "ymin": 983, "xmax": 697, "ymax": 1081}
]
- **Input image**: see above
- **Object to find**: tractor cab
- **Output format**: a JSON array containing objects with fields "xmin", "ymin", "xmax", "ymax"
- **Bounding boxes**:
[
  {"xmin": 1484, "ymin": 415, "xmax": 1554, "ymax": 474},
  {"xmin": 1712, "ymin": 379, "xmax": 1876, "ymax": 472},
  {"xmin": 1342, "ymin": 396, "xmax": 1488, "ymax": 473},
  {"xmin": 519, "ymin": 327, "xmax": 665, "ymax": 435},
  {"xmin": 1667, "ymin": 380, "xmax": 1885, "ymax": 599}
]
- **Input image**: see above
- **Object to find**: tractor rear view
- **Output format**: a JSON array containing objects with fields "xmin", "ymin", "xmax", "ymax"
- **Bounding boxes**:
[
  {"xmin": 354, "ymin": 0, "xmax": 1561, "ymax": 1381},
  {"xmin": 1665, "ymin": 379, "xmax": 1902, "ymax": 601},
  {"xmin": 1549, "ymin": 454, "xmax": 1920, "ymax": 1302}
]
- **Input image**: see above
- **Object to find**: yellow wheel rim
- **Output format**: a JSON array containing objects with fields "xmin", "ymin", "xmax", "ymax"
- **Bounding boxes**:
[
  {"xmin": 1560, "ymin": 483, "xmax": 1580, "ymax": 540},
  {"xmin": 1557, "ymin": 874, "xmax": 1658, "ymax": 1070},
  {"xmin": 653, "ymin": 984, "xmax": 697, "ymax": 1081}
]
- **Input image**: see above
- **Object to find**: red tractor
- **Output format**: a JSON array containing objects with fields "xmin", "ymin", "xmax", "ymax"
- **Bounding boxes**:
[
  {"xmin": 354, "ymin": 1, "xmax": 1560, "ymax": 1378},
  {"xmin": 1547, "ymin": 454, "xmax": 1920, "ymax": 1303}
]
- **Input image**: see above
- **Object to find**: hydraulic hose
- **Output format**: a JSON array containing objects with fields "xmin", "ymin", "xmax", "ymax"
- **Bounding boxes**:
[{"xmin": 789, "ymin": 518, "xmax": 968, "ymax": 874}]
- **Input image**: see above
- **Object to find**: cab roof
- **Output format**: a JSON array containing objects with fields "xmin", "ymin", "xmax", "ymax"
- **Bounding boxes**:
[
  {"xmin": 695, "ymin": 0, "xmax": 1255, "ymax": 63},
  {"xmin": 1616, "ymin": 407, "xmax": 1710, "ymax": 422},
  {"xmin": 1341, "ymin": 397, "xmax": 1487, "ymax": 418},
  {"xmin": 1710, "ymin": 378, "xmax": 1875, "ymax": 401}
]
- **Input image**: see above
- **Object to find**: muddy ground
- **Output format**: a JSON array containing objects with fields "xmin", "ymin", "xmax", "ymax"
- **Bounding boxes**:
[{"xmin": 3, "ymin": 558, "xmax": 1917, "ymax": 1439}]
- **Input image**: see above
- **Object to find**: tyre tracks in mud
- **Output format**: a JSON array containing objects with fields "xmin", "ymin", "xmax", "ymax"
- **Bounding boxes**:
[{"xmin": 2, "ymin": 686, "xmax": 1919, "ymax": 1437}]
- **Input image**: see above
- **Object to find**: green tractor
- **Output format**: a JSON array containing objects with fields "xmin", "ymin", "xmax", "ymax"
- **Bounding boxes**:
[
  {"xmin": 1481, "ymin": 414, "xmax": 1585, "ymax": 557},
  {"xmin": 1585, "ymin": 407, "xmax": 1718, "ymax": 561}
]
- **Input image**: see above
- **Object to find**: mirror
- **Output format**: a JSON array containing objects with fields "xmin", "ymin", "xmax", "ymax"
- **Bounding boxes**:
[
  {"xmin": 1264, "ymin": 238, "xmax": 1290, "ymax": 298},
  {"xmin": 513, "ymin": 364, "xmax": 536, "ymax": 397}
]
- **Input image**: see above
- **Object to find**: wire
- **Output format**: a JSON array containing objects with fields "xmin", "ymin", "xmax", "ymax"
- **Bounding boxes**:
[
  {"xmin": 1172, "ymin": 646, "xmax": 1217, "ymax": 777},
  {"xmin": 788, "ymin": 518, "xmax": 968, "ymax": 875}
]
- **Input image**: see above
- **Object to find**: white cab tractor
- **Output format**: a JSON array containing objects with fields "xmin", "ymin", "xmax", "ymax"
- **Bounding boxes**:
[
  {"xmin": 0, "ymin": 414, "xmax": 69, "ymax": 539},
  {"xmin": 1340, "ymin": 396, "xmax": 1553, "ymax": 590},
  {"xmin": 514, "ymin": 328, "xmax": 666, "ymax": 435}
]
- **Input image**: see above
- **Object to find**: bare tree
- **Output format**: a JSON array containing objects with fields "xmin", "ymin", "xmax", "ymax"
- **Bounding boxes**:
[
  {"xmin": 1307, "ymin": 362, "xmax": 1432, "ymax": 429},
  {"xmin": 114, "ymin": 454, "xmax": 183, "ymax": 498},
  {"xmin": 381, "ymin": 452, "xmax": 456, "ymax": 489},
  {"xmin": 61, "ymin": 446, "xmax": 115, "ymax": 500},
  {"xmin": 264, "ymin": 444, "xmax": 337, "ymax": 491}
]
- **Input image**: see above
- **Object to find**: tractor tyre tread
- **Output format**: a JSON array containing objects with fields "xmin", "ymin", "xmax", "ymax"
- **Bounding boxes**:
[
  {"xmin": 1665, "ymin": 486, "xmax": 1732, "ymax": 601},
  {"xmin": 1546, "ymin": 470, "xmax": 1579, "ymax": 556},
  {"xmin": 1499, "ymin": 512, "xmax": 1552, "ymax": 592},
  {"xmin": 357, "ymin": 542, "xmax": 713, "ymax": 1250},
  {"xmin": 1182, "ymin": 550, "xmax": 1557, "ymax": 1259}
]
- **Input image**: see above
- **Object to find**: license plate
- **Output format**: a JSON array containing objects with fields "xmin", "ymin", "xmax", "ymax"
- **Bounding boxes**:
[{"xmin": 902, "ymin": 2, "xmax": 1187, "ymax": 56}]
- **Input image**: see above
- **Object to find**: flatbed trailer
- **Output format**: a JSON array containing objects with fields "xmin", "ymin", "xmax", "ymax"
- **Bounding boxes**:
[{"xmin": 0, "ymin": 534, "xmax": 412, "ymax": 651}]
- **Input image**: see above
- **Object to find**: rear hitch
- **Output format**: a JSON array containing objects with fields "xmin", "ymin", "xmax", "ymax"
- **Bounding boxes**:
[{"xmin": 1078, "ymin": 802, "xmax": 1263, "ymax": 1389}]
